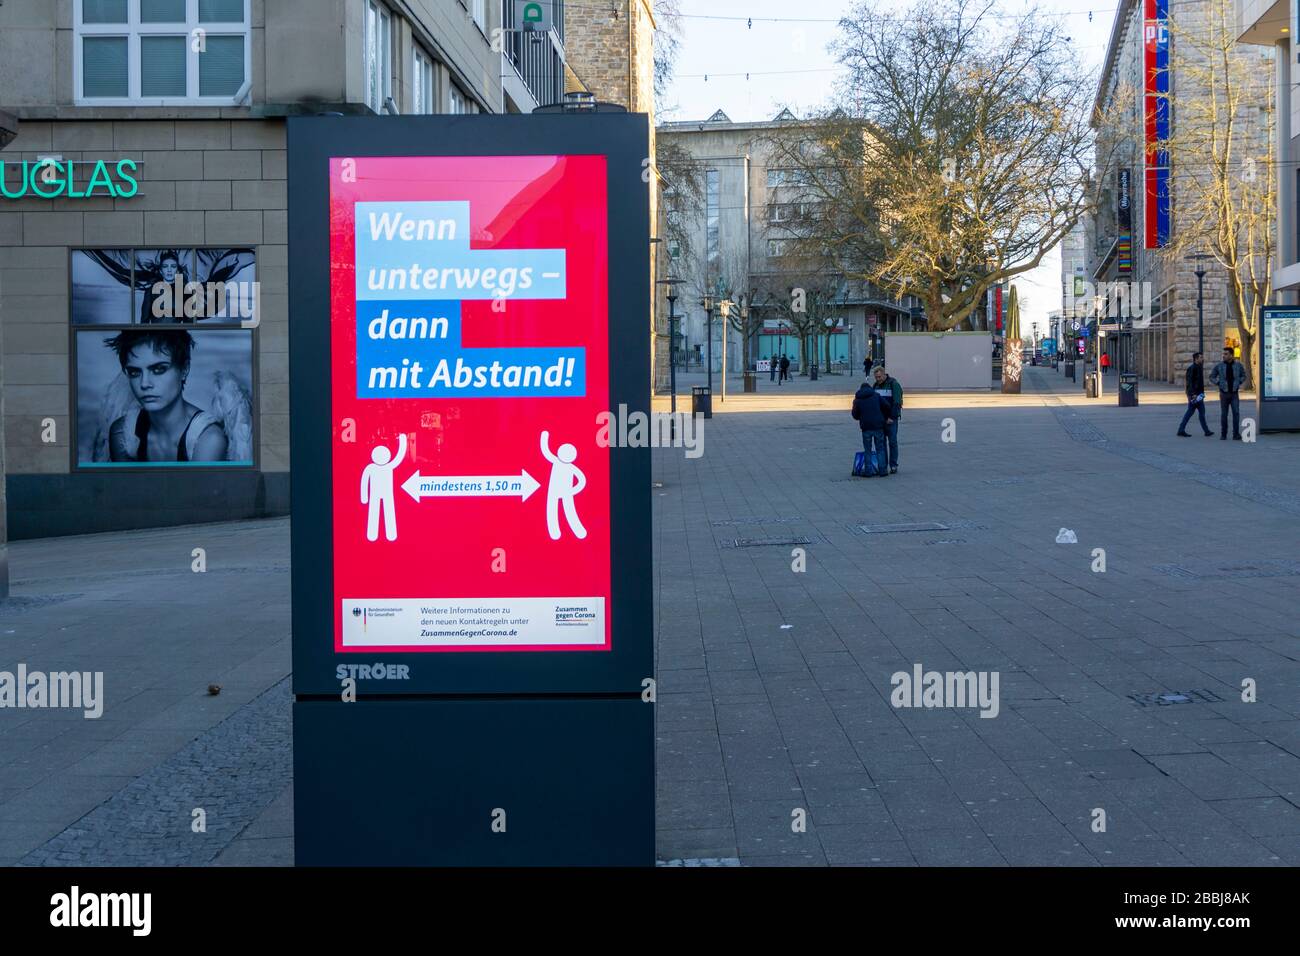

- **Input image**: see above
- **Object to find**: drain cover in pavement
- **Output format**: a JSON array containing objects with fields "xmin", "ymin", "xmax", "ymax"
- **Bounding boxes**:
[
  {"xmin": 710, "ymin": 516, "xmax": 805, "ymax": 527},
  {"xmin": 1128, "ymin": 688, "xmax": 1224, "ymax": 707},
  {"xmin": 1154, "ymin": 559, "xmax": 1300, "ymax": 580},
  {"xmin": 727, "ymin": 536, "xmax": 812, "ymax": 548},
  {"xmin": 858, "ymin": 521, "xmax": 949, "ymax": 534}
]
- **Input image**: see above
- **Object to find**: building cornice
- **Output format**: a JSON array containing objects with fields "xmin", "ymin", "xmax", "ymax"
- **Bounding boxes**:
[{"xmin": 1092, "ymin": 0, "xmax": 1138, "ymax": 126}]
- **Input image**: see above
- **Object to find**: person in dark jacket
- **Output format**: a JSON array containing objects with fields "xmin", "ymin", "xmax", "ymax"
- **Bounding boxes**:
[
  {"xmin": 779, "ymin": 354, "xmax": 790, "ymax": 384},
  {"xmin": 769, "ymin": 354, "xmax": 777, "ymax": 382},
  {"xmin": 872, "ymin": 365, "xmax": 903, "ymax": 473},
  {"xmin": 1208, "ymin": 347, "xmax": 1248, "ymax": 440},
  {"xmin": 1176, "ymin": 352, "xmax": 1213, "ymax": 437},
  {"xmin": 852, "ymin": 377, "xmax": 893, "ymax": 476}
]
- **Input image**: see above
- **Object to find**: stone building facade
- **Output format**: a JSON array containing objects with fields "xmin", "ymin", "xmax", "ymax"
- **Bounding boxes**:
[
  {"xmin": 561, "ymin": 0, "xmax": 659, "ymax": 387},
  {"xmin": 1088, "ymin": 0, "xmax": 1272, "ymax": 382},
  {"xmin": 0, "ymin": 0, "xmax": 594, "ymax": 539},
  {"xmin": 656, "ymin": 110, "xmax": 927, "ymax": 382}
]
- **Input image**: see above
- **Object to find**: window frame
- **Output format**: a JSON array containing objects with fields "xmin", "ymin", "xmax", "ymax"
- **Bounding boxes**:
[
  {"xmin": 364, "ymin": 0, "xmax": 394, "ymax": 114},
  {"xmin": 412, "ymin": 47, "xmax": 435, "ymax": 114},
  {"xmin": 448, "ymin": 83, "xmax": 478, "ymax": 115},
  {"xmin": 74, "ymin": 0, "xmax": 251, "ymax": 107},
  {"xmin": 67, "ymin": 245, "xmax": 261, "ymax": 473}
]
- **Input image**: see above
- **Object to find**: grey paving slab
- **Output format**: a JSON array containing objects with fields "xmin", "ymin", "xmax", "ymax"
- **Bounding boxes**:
[{"xmin": 3, "ymin": 366, "xmax": 1298, "ymax": 866}]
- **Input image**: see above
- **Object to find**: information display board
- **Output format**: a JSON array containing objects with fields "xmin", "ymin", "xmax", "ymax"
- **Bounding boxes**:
[
  {"xmin": 330, "ymin": 156, "xmax": 610, "ymax": 652},
  {"xmin": 1262, "ymin": 308, "xmax": 1300, "ymax": 400},
  {"xmin": 289, "ymin": 115, "xmax": 651, "ymax": 697},
  {"xmin": 1258, "ymin": 306, "xmax": 1300, "ymax": 431},
  {"xmin": 288, "ymin": 114, "xmax": 654, "ymax": 866}
]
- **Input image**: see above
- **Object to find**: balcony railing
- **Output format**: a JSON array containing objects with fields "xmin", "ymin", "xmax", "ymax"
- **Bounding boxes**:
[{"xmin": 504, "ymin": 0, "xmax": 565, "ymax": 107}]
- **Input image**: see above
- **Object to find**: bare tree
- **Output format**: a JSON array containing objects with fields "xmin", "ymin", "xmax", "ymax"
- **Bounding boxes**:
[
  {"xmin": 653, "ymin": 0, "xmax": 685, "ymax": 109},
  {"xmin": 751, "ymin": 270, "xmax": 841, "ymax": 374},
  {"xmin": 656, "ymin": 137, "xmax": 705, "ymax": 271},
  {"xmin": 1161, "ymin": 0, "xmax": 1274, "ymax": 384},
  {"xmin": 769, "ymin": 0, "xmax": 1096, "ymax": 331}
]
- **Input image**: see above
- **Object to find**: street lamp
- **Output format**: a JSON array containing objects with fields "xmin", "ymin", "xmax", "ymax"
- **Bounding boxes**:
[
  {"xmin": 718, "ymin": 298, "xmax": 733, "ymax": 402},
  {"xmin": 701, "ymin": 294, "xmax": 715, "ymax": 395},
  {"xmin": 1186, "ymin": 253, "xmax": 1212, "ymax": 357},
  {"xmin": 657, "ymin": 277, "xmax": 684, "ymax": 423}
]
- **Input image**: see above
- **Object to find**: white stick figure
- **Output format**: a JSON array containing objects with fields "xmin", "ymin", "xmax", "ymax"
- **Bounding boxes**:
[
  {"xmin": 540, "ymin": 430, "xmax": 587, "ymax": 540},
  {"xmin": 361, "ymin": 433, "xmax": 407, "ymax": 541}
]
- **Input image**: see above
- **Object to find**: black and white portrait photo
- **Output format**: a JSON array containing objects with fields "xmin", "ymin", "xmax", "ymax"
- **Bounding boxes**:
[
  {"xmin": 75, "ymin": 328, "xmax": 255, "ymax": 468},
  {"xmin": 70, "ymin": 247, "xmax": 256, "ymax": 324}
]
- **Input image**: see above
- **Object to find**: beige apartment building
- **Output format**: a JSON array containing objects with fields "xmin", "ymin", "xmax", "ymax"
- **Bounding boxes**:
[
  {"xmin": 656, "ymin": 109, "xmax": 930, "ymax": 383},
  {"xmin": 0, "ymin": 0, "xmax": 652, "ymax": 540}
]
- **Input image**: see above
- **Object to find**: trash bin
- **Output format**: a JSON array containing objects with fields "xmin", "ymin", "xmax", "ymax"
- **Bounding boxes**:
[
  {"xmin": 743, "ymin": 371, "xmax": 757, "ymax": 393},
  {"xmin": 809, "ymin": 363, "xmax": 819, "ymax": 381},
  {"xmin": 1085, "ymin": 371, "xmax": 1099, "ymax": 398},
  {"xmin": 1118, "ymin": 371, "xmax": 1139, "ymax": 407},
  {"xmin": 1065, "ymin": 359, "xmax": 1076, "ymax": 381},
  {"xmin": 691, "ymin": 385, "xmax": 712, "ymax": 419}
]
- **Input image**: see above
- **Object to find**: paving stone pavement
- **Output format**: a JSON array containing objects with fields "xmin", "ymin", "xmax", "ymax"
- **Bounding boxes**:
[
  {"xmin": 2, "ymin": 364, "xmax": 1298, "ymax": 866},
  {"xmin": 652, "ymin": 364, "xmax": 1300, "ymax": 866},
  {"xmin": 18, "ymin": 678, "xmax": 291, "ymax": 866},
  {"xmin": 0, "ymin": 520, "xmax": 292, "ymax": 865}
]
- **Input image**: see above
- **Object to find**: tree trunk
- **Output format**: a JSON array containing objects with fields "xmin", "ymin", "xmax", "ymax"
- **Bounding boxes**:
[{"xmin": 1240, "ymin": 329, "xmax": 1258, "ymax": 390}]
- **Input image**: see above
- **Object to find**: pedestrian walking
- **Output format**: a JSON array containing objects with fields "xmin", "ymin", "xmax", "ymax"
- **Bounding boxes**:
[
  {"xmin": 1208, "ymin": 346, "xmax": 1248, "ymax": 440},
  {"xmin": 872, "ymin": 364, "xmax": 903, "ymax": 473},
  {"xmin": 852, "ymin": 374, "xmax": 893, "ymax": 477},
  {"xmin": 1176, "ymin": 352, "xmax": 1213, "ymax": 438},
  {"xmin": 769, "ymin": 354, "xmax": 777, "ymax": 382},
  {"xmin": 1100, "ymin": 351, "xmax": 1111, "ymax": 375},
  {"xmin": 779, "ymin": 354, "xmax": 790, "ymax": 384}
]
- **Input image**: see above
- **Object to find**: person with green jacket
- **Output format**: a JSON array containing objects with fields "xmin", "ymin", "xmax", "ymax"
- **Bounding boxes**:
[{"xmin": 872, "ymin": 365, "xmax": 903, "ymax": 473}]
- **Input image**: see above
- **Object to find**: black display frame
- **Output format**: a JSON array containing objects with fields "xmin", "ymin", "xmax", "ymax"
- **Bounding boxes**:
[{"xmin": 287, "ymin": 113, "xmax": 653, "ymax": 698}]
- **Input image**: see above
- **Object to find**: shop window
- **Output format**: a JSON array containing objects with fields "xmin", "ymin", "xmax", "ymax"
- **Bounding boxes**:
[{"xmin": 70, "ymin": 247, "xmax": 258, "ymax": 470}]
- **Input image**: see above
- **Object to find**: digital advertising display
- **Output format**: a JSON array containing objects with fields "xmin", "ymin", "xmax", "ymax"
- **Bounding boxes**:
[
  {"xmin": 288, "ymin": 116, "xmax": 653, "ymax": 866},
  {"xmin": 328, "ymin": 155, "xmax": 611, "ymax": 652}
]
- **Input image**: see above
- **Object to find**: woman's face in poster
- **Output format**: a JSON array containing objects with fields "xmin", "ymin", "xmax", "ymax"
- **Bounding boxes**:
[
  {"xmin": 123, "ymin": 343, "xmax": 185, "ymax": 412},
  {"xmin": 159, "ymin": 256, "xmax": 180, "ymax": 283}
]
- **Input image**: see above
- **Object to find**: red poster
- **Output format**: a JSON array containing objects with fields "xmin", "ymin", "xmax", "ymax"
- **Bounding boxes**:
[{"xmin": 327, "ymin": 155, "xmax": 611, "ymax": 652}]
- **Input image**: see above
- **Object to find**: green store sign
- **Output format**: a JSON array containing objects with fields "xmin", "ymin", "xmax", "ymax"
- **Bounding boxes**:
[{"xmin": 0, "ymin": 159, "xmax": 139, "ymax": 200}]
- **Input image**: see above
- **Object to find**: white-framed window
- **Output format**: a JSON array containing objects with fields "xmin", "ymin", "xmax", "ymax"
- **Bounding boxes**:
[
  {"xmin": 412, "ymin": 48, "xmax": 435, "ymax": 114},
  {"xmin": 365, "ymin": 0, "xmax": 392, "ymax": 114},
  {"xmin": 75, "ymin": 0, "xmax": 250, "ymax": 106},
  {"xmin": 767, "ymin": 238, "xmax": 789, "ymax": 258},
  {"xmin": 472, "ymin": 0, "xmax": 487, "ymax": 35},
  {"xmin": 449, "ymin": 84, "xmax": 478, "ymax": 114}
]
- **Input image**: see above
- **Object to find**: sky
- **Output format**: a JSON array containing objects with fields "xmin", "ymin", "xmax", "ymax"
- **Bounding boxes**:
[{"xmin": 660, "ymin": 0, "xmax": 1121, "ymax": 336}]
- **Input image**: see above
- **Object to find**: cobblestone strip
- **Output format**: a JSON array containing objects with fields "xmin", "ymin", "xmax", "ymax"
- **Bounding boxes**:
[{"xmin": 19, "ymin": 677, "xmax": 291, "ymax": 867}]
